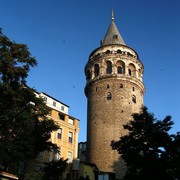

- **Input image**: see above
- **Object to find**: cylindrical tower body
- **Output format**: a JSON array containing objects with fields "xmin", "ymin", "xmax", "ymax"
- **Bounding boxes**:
[{"xmin": 84, "ymin": 13, "xmax": 145, "ymax": 178}]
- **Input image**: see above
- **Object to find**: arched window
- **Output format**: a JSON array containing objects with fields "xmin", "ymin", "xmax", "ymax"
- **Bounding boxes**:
[
  {"xmin": 117, "ymin": 49, "xmax": 122, "ymax": 54},
  {"xmin": 106, "ymin": 50, "xmax": 111, "ymax": 54},
  {"xmin": 138, "ymin": 68, "xmax": 141, "ymax": 78},
  {"xmin": 116, "ymin": 60, "xmax": 125, "ymax": 74},
  {"xmin": 132, "ymin": 95, "xmax": 136, "ymax": 103},
  {"xmin": 94, "ymin": 64, "xmax": 99, "ymax": 77},
  {"xmin": 106, "ymin": 61, "xmax": 112, "ymax": 74},
  {"xmin": 117, "ymin": 66, "xmax": 123, "ymax": 74},
  {"xmin": 106, "ymin": 92, "xmax": 112, "ymax": 100},
  {"xmin": 128, "ymin": 63, "xmax": 136, "ymax": 77}
]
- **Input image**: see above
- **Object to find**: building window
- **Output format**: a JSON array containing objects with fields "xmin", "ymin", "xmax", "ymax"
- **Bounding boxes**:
[
  {"xmin": 128, "ymin": 69, "xmax": 132, "ymax": 76},
  {"xmin": 55, "ymin": 152, "xmax": 61, "ymax": 160},
  {"xmin": 68, "ymin": 118, "xmax": 74, "ymax": 125},
  {"xmin": 132, "ymin": 95, "xmax": 136, "ymax": 103},
  {"xmin": 57, "ymin": 128, "xmax": 62, "ymax": 139},
  {"xmin": 98, "ymin": 174, "xmax": 109, "ymax": 180},
  {"xmin": 107, "ymin": 84, "xmax": 109, "ymax": 89},
  {"xmin": 94, "ymin": 64, "xmax": 99, "ymax": 77},
  {"xmin": 43, "ymin": 96, "xmax": 47, "ymax": 102},
  {"xmin": 120, "ymin": 84, "xmax": 123, "ymax": 88},
  {"xmin": 67, "ymin": 151, "xmax": 73, "ymax": 163},
  {"xmin": 61, "ymin": 106, "xmax": 64, "ymax": 111},
  {"xmin": 106, "ymin": 61, "xmax": 112, "ymax": 74},
  {"xmin": 133, "ymin": 87, "xmax": 135, "ymax": 91},
  {"xmin": 59, "ymin": 113, "xmax": 65, "ymax": 120},
  {"xmin": 68, "ymin": 132, "xmax": 73, "ymax": 143},
  {"xmin": 79, "ymin": 142, "xmax": 87, "ymax": 150},
  {"xmin": 79, "ymin": 143, "xmax": 83, "ymax": 149},
  {"xmin": 83, "ymin": 143, "xmax": 86, "ymax": 149},
  {"xmin": 117, "ymin": 66, "xmax": 123, "ymax": 74},
  {"xmin": 106, "ymin": 92, "xmax": 112, "ymax": 100},
  {"xmin": 53, "ymin": 101, "xmax": 56, "ymax": 107}
]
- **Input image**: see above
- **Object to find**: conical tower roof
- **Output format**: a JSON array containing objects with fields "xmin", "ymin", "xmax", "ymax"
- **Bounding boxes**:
[{"xmin": 101, "ymin": 10, "xmax": 125, "ymax": 46}]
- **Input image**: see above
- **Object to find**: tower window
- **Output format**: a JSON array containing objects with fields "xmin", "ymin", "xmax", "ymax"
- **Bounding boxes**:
[
  {"xmin": 107, "ymin": 84, "xmax": 110, "ymax": 89},
  {"xmin": 94, "ymin": 64, "xmax": 99, "ymax": 77},
  {"xmin": 117, "ymin": 66, "xmax": 123, "ymax": 74},
  {"xmin": 106, "ymin": 92, "xmax": 112, "ymax": 100},
  {"xmin": 129, "ymin": 63, "xmax": 136, "ymax": 77},
  {"xmin": 106, "ymin": 50, "xmax": 111, "ymax": 54},
  {"xmin": 138, "ymin": 69, "xmax": 141, "ymax": 77},
  {"xmin": 132, "ymin": 95, "xmax": 136, "ymax": 103},
  {"xmin": 120, "ymin": 84, "xmax": 123, "ymax": 88},
  {"xmin": 106, "ymin": 61, "xmax": 112, "ymax": 74},
  {"xmin": 133, "ymin": 87, "xmax": 135, "ymax": 91},
  {"xmin": 113, "ymin": 35, "xmax": 118, "ymax": 39},
  {"xmin": 116, "ymin": 60, "xmax": 125, "ymax": 74},
  {"xmin": 117, "ymin": 49, "xmax": 122, "ymax": 54}
]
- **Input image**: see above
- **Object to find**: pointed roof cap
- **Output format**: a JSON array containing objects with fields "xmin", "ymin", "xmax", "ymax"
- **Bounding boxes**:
[{"xmin": 101, "ymin": 10, "xmax": 125, "ymax": 46}]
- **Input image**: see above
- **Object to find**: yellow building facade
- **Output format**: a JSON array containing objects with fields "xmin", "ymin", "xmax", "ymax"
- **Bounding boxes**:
[{"xmin": 27, "ymin": 92, "xmax": 80, "ymax": 172}]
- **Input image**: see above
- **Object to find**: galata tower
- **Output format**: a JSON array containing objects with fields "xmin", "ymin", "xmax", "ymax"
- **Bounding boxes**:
[{"xmin": 84, "ymin": 11, "xmax": 145, "ymax": 179}]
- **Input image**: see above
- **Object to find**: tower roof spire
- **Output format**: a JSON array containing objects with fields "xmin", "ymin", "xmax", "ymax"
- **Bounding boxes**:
[
  {"xmin": 101, "ymin": 10, "xmax": 125, "ymax": 46},
  {"xmin": 112, "ymin": 9, "xmax": 114, "ymax": 20}
]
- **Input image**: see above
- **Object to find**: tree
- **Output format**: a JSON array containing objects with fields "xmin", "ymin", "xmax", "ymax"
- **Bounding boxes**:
[
  {"xmin": 111, "ymin": 106, "xmax": 180, "ymax": 180},
  {"xmin": 43, "ymin": 158, "xmax": 68, "ymax": 180},
  {"xmin": 0, "ymin": 29, "xmax": 59, "ymax": 174},
  {"xmin": 24, "ymin": 171, "xmax": 44, "ymax": 180}
]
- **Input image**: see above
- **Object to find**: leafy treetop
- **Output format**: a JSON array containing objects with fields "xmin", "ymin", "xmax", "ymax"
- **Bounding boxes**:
[
  {"xmin": 0, "ymin": 29, "xmax": 59, "ymax": 174},
  {"xmin": 111, "ymin": 107, "xmax": 180, "ymax": 180}
]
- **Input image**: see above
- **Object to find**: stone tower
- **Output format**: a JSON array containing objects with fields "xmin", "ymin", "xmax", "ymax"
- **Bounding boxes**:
[{"xmin": 84, "ymin": 11, "xmax": 145, "ymax": 178}]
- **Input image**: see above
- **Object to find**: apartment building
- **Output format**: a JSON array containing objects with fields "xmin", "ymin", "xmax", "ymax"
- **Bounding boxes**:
[{"xmin": 28, "ymin": 92, "xmax": 80, "ymax": 171}]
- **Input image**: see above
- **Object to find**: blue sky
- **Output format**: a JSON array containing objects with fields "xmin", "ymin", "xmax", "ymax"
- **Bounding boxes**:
[{"xmin": 0, "ymin": 0, "xmax": 180, "ymax": 142}]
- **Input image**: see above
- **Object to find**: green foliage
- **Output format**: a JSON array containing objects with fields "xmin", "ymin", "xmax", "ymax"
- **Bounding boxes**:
[
  {"xmin": 0, "ymin": 32, "xmax": 37, "ymax": 84},
  {"xmin": 111, "ymin": 106, "xmax": 180, "ymax": 180},
  {"xmin": 43, "ymin": 158, "xmax": 68, "ymax": 180},
  {"xmin": 0, "ymin": 29, "xmax": 59, "ymax": 173},
  {"xmin": 24, "ymin": 171, "xmax": 44, "ymax": 180}
]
